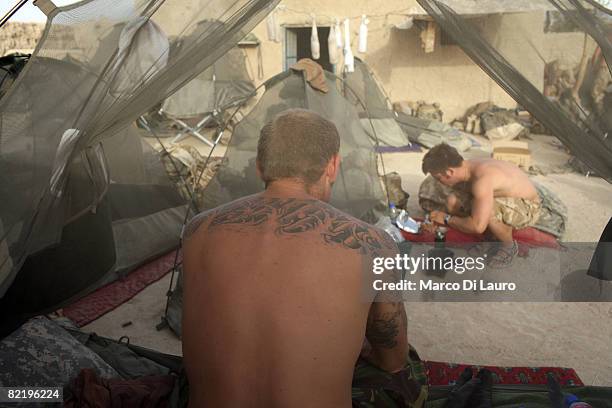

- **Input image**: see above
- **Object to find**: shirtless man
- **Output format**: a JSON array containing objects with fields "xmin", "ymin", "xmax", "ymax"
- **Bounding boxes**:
[
  {"xmin": 182, "ymin": 109, "xmax": 409, "ymax": 408},
  {"xmin": 422, "ymin": 143, "xmax": 541, "ymax": 267}
]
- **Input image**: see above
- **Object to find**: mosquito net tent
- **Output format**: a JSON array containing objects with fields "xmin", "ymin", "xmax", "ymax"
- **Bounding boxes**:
[
  {"xmin": 345, "ymin": 56, "xmax": 474, "ymax": 151},
  {"xmin": 0, "ymin": 122, "xmax": 186, "ymax": 324},
  {"xmin": 344, "ymin": 57, "xmax": 394, "ymax": 120},
  {"xmin": 0, "ymin": 0, "xmax": 278, "ymax": 328},
  {"xmin": 197, "ymin": 68, "xmax": 387, "ymax": 220},
  {"xmin": 0, "ymin": 53, "xmax": 29, "ymax": 99},
  {"xmin": 161, "ymin": 45, "xmax": 256, "ymax": 119},
  {"xmin": 140, "ymin": 44, "xmax": 257, "ymax": 146},
  {"xmin": 343, "ymin": 57, "xmax": 412, "ymax": 148},
  {"xmin": 415, "ymin": 0, "xmax": 612, "ymax": 182},
  {"xmin": 164, "ymin": 67, "xmax": 389, "ymax": 336}
]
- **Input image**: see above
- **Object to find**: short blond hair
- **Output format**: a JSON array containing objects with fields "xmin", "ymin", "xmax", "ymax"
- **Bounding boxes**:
[{"xmin": 257, "ymin": 109, "xmax": 340, "ymax": 185}]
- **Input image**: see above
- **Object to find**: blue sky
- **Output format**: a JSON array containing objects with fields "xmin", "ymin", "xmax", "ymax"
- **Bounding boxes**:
[{"xmin": 1, "ymin": 0, "xmax": 81, "ymax": 22}]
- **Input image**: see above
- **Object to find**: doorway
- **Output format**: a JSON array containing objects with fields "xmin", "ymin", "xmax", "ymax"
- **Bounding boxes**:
[{"xmin": 285, "ymin": 26, "xmax": 334, "ymax": 72}]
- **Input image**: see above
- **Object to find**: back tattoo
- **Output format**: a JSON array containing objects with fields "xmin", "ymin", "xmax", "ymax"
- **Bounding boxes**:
[{"xmin": 183, "ymin": 197, "xmax": 396, "ymax": 258}]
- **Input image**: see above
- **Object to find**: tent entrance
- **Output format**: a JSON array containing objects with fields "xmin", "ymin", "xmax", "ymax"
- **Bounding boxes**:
[{"xmin": 285, "ymin": 26, "xmax": 334, "ymax": 72}]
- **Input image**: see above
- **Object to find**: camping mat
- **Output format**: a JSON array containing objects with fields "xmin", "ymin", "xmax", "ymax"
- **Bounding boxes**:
[
  {"xmin": 62, "ymin": 251, "xmax": 180, "ymax": 327},
  {"xmin": 425, "ymin": 361, "xmax": 582, "ymax": 387}
]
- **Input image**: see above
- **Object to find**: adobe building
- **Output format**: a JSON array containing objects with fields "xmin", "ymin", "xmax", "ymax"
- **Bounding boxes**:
[
  {"xmin": 1, "ymin": 0, "xmax": 596, "ymax": 122},
  {"xmin": 239, "ymin": 0, "xmax": 595, "ymax": 121}
]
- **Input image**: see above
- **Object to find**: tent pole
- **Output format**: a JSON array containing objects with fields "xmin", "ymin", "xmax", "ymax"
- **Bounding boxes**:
[
  {"xmin": 0, "ymin": 0, "xmax": 29, "ymax": 29},
  {"xmin": 33, "ymin": 0, "xmax": 56, "ymax": 16}
]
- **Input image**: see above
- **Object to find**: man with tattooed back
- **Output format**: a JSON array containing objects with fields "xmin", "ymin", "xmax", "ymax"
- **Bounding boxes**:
[{"xmin": 182, "ymin": 109, "xmax": 409, "ymax": 408}]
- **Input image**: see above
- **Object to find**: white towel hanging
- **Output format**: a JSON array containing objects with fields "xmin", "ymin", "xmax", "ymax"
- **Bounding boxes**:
[
  {"xmin": 335, "ymin": 18, "xmax": 343, "ymax": 49},
  {"xmin": 343, "ymin": 18, "xmax": 354, "ymax": 73},
  {"xmin": 328, "ymin": 24, "xmax": 339, "ymax": 64},
  {"xmin": 311, "ymin": 16, "xmax": 320, "ymax": 60},
  {"xmin": 358, "ymin": 15, "xmax": 369, "ymax": 53}
]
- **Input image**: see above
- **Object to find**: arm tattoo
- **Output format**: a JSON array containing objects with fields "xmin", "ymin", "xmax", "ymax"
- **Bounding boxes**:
[{"xmin": 366, "ymin": 304, "xmax": 406, "ymax": 349}]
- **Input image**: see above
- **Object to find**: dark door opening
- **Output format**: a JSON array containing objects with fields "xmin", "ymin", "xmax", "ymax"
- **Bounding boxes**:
[{"xmin": 285, "ymin": 26, "xmax": 334, "ymax": 72}]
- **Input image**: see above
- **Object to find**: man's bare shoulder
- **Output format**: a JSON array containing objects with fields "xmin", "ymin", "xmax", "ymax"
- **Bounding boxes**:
[
  {"xmin": 470, "ymin": 159, "xmax": 497, "ymax": 177},
  {"xmin": 183, "ymin": 209, "xmax": 216, "ymax": 240},
  {"xmin": 315, "ymin": 201, "xmax": 398, "ymax": 258},
  {"xmin": 469, "ymin": 160, "xmax": 500, "ymax": 189},
  {"xmin": 184, "ymin": 195, "xmax": 396, "ymax": 258},
  {"xmin": 472, "ymin": 158, "xmax": 522, "ymax": 177},
  {"xmin": 183, "ymin": 194, "xmax": 259, "ymax": 240},
  {"xmin": 470, "ymin": 158, "xmax": 535, "ymax": 196}
]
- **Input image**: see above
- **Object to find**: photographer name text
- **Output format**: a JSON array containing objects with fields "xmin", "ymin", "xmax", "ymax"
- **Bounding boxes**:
[{"xmin": 373, "ymin": 279, "xmax": 516, "ymax": 292}]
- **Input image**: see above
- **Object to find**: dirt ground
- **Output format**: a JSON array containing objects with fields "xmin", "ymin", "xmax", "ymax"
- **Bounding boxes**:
[{"xmin": 84, "ymin": 134, "xmax": 612, "ymax": 386}]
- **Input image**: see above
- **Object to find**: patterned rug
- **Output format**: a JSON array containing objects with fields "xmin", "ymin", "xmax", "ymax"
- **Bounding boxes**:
[
  {"xmin": 61, "ymin": 251, "xmax": 181, "ymax": 327},
  {"xmin": 402, "ymin": 220, "xmax": 560, "ymax": 249},
  {"xmin": 425, "ymin": 361, "xmax": 583, "ymax": 387}
]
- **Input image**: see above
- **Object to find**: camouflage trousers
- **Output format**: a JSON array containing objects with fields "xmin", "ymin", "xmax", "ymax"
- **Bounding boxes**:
[
  {"xmin": 352, "ymin": 346, "xmax": 428, "ymax": 408},
  {"xmin": 493, "ymin": 196, "xmax": 541, "ymax": 229},
  {"xmin": 175, "ymin": 347, "xmax": 429, "ymax": 408},
  {"xmin": 419, "ymin": 176, "xmax": 541, "ymax": 229}
]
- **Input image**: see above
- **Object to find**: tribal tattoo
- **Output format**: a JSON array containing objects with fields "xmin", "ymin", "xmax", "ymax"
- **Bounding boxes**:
[
  {"xmin": 183, "ymin": 211, "xmax": 214, "ymax": 239},
  {"xmin": 209, "ymin": 198, "xmax": 275, "ymax": 228},
  {"xmin": 323, "ymin": 216, "xmax": 384, "ymax": 254},
  {"xmin": 184, "ymin": 196, "xmax": 396, "ymax": 258}
]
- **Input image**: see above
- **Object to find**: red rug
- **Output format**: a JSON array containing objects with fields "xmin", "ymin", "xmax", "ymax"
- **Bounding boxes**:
[
  {"xmin": 61, "ymin": 251, "xmax": 181, "ymax": 327},
  {"xmin": 401, "ymin": 220, "xmax": 560, "ymax": 256},
  {"xmin": 425, "ymin": 361, "xmax": 583, "ymax": 387}
]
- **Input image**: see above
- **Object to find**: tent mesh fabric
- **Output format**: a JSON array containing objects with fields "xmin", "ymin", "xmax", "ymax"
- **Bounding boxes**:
[
  {"xmin": 416, "ymin": 0, "xmax": 612, "ymax": 182},
  {"xmin": 344, "ymin": 57, "xmax": 394, "ymax": 120},
  {"xmin": 199, "ymin": 69, "xmax": 387, "ymax": 222},
  {"xmin": 161, "ymin": 46, "xmax": 256, "ymax": 117},
  {"xmin": 0, "ymin": 122, "xmax": 186, "ymax": 319},
  {"xmin": 0, "ymin": 0, "xmax": 278, "ymax": 313},
  {"xmin": 345, "ymin": 57, "xmax": 476, "ymax": 150},
  {"xmin": 342, "ymin": 59, "xmax": 411, "ymax": 148}
]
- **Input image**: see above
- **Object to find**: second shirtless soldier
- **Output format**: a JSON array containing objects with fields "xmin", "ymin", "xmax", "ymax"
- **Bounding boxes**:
[
  {"xmin": 182, "ymin": 109, "xmax": 413, "ymax": 407},
  {"xmin": 422, "ymin": 143, "xmax": 541, "ymax": 267}
]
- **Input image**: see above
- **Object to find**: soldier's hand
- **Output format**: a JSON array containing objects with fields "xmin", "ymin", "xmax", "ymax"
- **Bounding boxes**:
[
  {"xmin": 429, "ymin": 211, "xmax": 447, "ymax": 225},
  {"xmin": 421, "ymin": 222, "xmax": 436, "ymax": 233}
]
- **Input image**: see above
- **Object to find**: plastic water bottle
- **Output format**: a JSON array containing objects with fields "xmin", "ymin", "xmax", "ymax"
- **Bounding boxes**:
[{"xmin": 389, "ymin": 203, "xmax": 399, "ymax": 224}]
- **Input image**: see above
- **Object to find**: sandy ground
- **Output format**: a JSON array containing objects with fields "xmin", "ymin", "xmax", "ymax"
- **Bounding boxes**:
[{"xmin": 84, "ymin": 134, "xmax": 612, "ymax": 386}]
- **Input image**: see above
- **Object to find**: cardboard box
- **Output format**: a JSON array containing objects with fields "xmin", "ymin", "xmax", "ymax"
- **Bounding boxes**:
[{"xmin": 492, "ymin": 141, "xmax": 531, "ymax": 169}]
